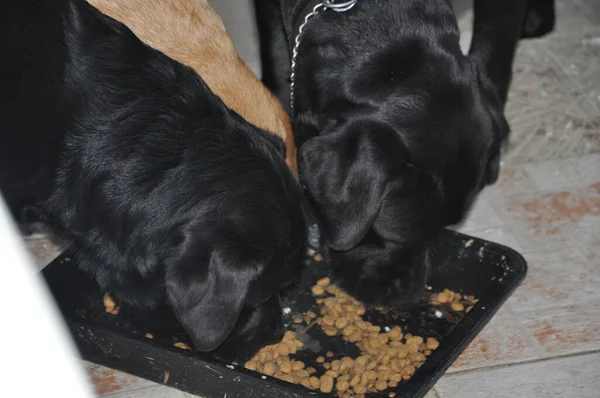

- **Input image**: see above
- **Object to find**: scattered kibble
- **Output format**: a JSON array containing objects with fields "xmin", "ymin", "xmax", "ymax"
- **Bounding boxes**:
[
  {"xmin": 103, "ymin": 293, "xmax": 120, "ymax": 315},
  {"xmin": 173, "ymin": 342, "xmax": 191, "ymax": 350},
  {"xmin": 243, "ymin": 279, "xmax": 476, "ymax": 397},
  {"xmin": 311, "ymin": 285, "xmax": 325, "ymax": 296},
  {"xmin": 145, "ymin": 333, "xmax": 154, "ymax": 339},
  {"xmin": 430, "ymin": 288, "xmax": 479, "ymax": 313}
]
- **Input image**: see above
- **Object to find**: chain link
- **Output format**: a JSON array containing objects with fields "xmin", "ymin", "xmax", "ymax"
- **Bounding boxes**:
[{"xmin": 289, "ymin": 0, "xmax": 357, "ymax": 116}]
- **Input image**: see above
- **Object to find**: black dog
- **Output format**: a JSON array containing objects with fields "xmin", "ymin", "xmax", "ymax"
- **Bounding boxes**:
[
  {"xmin": 0, "ymin": 0, "xmax": 307, "ymax": 362},
  {"xmin": 254, "ymin": 0, "xmax": 554, "ymax": 309}
]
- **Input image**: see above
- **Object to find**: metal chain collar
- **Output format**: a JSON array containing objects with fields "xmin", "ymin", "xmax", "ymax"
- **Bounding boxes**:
[{"xmin": 289, "ymin": 0, "xmax": 358, "ymax": 116}]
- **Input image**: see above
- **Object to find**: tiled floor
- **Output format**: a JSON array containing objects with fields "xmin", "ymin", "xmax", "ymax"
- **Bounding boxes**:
[{"xmin": 23, "ymin": 0, "xmax": 599, "ymax": 397}]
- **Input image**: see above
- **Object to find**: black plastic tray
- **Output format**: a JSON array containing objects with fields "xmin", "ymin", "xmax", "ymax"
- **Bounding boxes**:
[{"xmin": 41, "ymin": 229, "xmax": 527, "ymax": 398}]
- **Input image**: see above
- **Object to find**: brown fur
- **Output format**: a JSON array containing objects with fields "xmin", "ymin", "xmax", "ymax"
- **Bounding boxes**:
[{"xmin": 89, "ymin": 0, "xmax": 297, "ymax": 173}]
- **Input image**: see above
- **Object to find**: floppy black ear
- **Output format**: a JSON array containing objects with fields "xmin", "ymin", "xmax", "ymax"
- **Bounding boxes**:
[
  {"xmin": 164, "ymin": 221, "xmax": 262, "ymax": 352},
  {"xmin": 299, "ymin": 125, "xmax": 389, "ymax": 251}
]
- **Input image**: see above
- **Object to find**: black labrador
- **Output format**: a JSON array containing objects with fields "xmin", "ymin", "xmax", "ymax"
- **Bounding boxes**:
[
  {"xmin": 253, "ymin": 0, "xmax": 555, "ymax": 308},
  {"xmin": 0, "ymin": 0, "xmax": 308, "ymax": 362}
]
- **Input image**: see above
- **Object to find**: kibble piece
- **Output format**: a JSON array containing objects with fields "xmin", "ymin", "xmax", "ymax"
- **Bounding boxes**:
[
  {"xmin": 349, "ymin": 331, "xmax": 363, "ymax": 342},
  {"xmin": 292, "ymin": 361, "xmax": 305, "ymax": 371},
  {"xmin": 173, "ymin": 342, "xmax": 191, "ymax": 350},
  {"xmin": 301, "ymin": 379, "xmax": 313, "ymax": 389},
  {"xmin": 369, "ymin": 337, "xmax": 382, "ymax": 349},
  {"xmin": 341, "ymin": 357, "xmax": 354, "ymax": 368},
  {"xmin": 309, "ymin": 376, "xmax": 320, "ymax": 389},
  {"xmin": 316, "ymin": 356, "xmax": 325, "ymax": 363},
  {"xmin": 375, "ymin": 380, "xmax": 388, "ymax": 391},
  {"xmin": 331, "ymin": 360, "xmax": 341, "ymax": 371},
  {"xmin": 263, "ymin": 362, "xmax": 276, "ymax": 376},
  {"xmin": 306, "ymin": 367, "xmax": 316, "ymax": 374},
  {"xmin": 354, "ymin": 385, "xmax": 367, "ymax": 394},
  {"xmin": 322, "ymin": 315, "xmax": 335, "ymax": 326},
  {"xmin": 437, "ymin": 291, "xmax": 451, "ymax": 303},
  {"xmin": 366, "ymin": 370, "xmax": 377, "ymax": 381},
  {"xmin": 326, "ymin": 351, "xmax": 335, "ymax": 358},
  {"xmin": 145, "ymin": 333, "xmax": 154, "ymax": 339},
  {"xmin": 407, "ymin": 336, "xmax": 424, "ymax": 345},
  {"xmin": 390, "ymin": 359, "xmax": 404, "ymax": 373},
  {"xmin": 335, "ymin": 318, "xmax": 349, "ymax": 329},
  {"xmin": 360, "ymin": 373, "xmax": 369, "ymax": 386},
  {"xmin": 312, "ymin": 285, "xmax": 325, "ymax": 296},
  {"xmin": 317, "ymin": 277, "xmax": 331, "ymax": 287},
  {"xmin": 280, "ymin": 362, "xmax": 292, "ymax": 374},
  {"xmin": 403, "ymin": 365, "xmax": 416, "ymax": 376},
  {"xmin": 314, "ymin": 253, "xmax": 324, "ymax": 262},
  {"xmin": 295, "ymin": 370, "xmax": 309, "ymax": 379},
  {"xmin": 293, "ymin": 316, "xmax": 303, "ymax": 324},
  {"xmin": 426, "ymin": 338, "xmax": 440, "ymax": 350},
  {"xmin": 324, "ymin": 327, "xmax": 338, "ymax": 336},
  {"xmin": 336, "ymin": 379, "xmax": 350, "ymax": 391},
  {"xmin": 320, "ymin": 375, "xmax": 334, "ymax": 393},
  {"xmin": 411, "ymin": 353, "xmax": 426, "ymax": 362},
  {"xmin": 388, "ymin": 327, "xmax": 403, "ymax": 341},
  {"xmin": 325, "ymin": 370, "xmax": 339, "ymax": 378},
  {"xmin": 451, "ymin": 302, "xmax": 465, "ymax": 312}
]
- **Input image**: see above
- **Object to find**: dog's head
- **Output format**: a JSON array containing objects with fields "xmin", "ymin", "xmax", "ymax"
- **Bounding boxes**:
[
  {"xmin": 161, "ymin": 143, "xmax": 309, "ymax": 361},
  {"xmin": 296, "ymin": 38, "xmax": 508, "ymax": 308},
  {"xmin": 54, "ymin": 0, "xmax": 309, "ymax": 362}
]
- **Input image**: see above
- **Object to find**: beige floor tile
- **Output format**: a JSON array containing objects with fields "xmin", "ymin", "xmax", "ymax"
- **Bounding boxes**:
[
  {"xmin": 84, "ymin": 361, "xmax": 156, "ymax": 396},
  {"xmin": 104, "ymin": 385, "xmax": 186, "ymax": 398},
  {"xmin": 524, "ymin": 154, "xmax": 600, "ymax": 190},
  {"xmin": 436, "ymin": 352, "xmax": 600, "ymax": 398},
  {"xmin": 455, "ymin": 197, "xmax": 505, "ymax": 233},
  {"xmin": 520, "ymin": 303, "xmax": 600, "ymax": 356},
  {"xmin": 504, "ymin": 39, "xmax": 598, "ymax": 165},
  {"xmin": 484, "ymin": 166, "xmax": 538, "ymax": 197},
  {"xmin": 488, "ymin": 182, "xmax": 600, "ymax": 252},
  {"xmin": 447, "ymin": 307, "xmax": 539, "ymax": 373},
  {"xmin": 509, "ymin": 247, "xmax": 600, "ymax": 313}
]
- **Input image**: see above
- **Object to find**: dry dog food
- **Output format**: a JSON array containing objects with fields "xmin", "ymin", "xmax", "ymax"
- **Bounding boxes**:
[
  {"xmin": 243, "ymin": 276, "xmax": 466, "ymax": 397},
  {"xmin": 430, "ymin": 288, "xmax": 479, "ymax": 313},
  {"xmin": 103, "ymin": 293, "xmax": 120, "ymax": 315},
  {"xmin": 99, "ymin": 272, "xmax": 478, "ymax": 396}
]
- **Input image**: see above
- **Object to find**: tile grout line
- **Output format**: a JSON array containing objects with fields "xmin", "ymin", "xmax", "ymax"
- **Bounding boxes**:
[
  {"xmin": 443, "ymin": 348, "xmax": 600, "ymax": 377},
  {"xmin": 504, "ymin": 302, "xmax": 546, "ymax": 356},
  {"xmin": 100, "ymin": 383, "xmax": 163, "ymax": 397}
]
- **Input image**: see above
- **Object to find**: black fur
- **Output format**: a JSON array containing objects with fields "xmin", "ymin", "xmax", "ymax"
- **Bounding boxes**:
[
  {"xmin": 254, "ymin": 0, "xmax": 554, "ymax": 309},
  {"xmin": 0, "ymin": 0, "xmax": 307, "ymax": 362}
]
